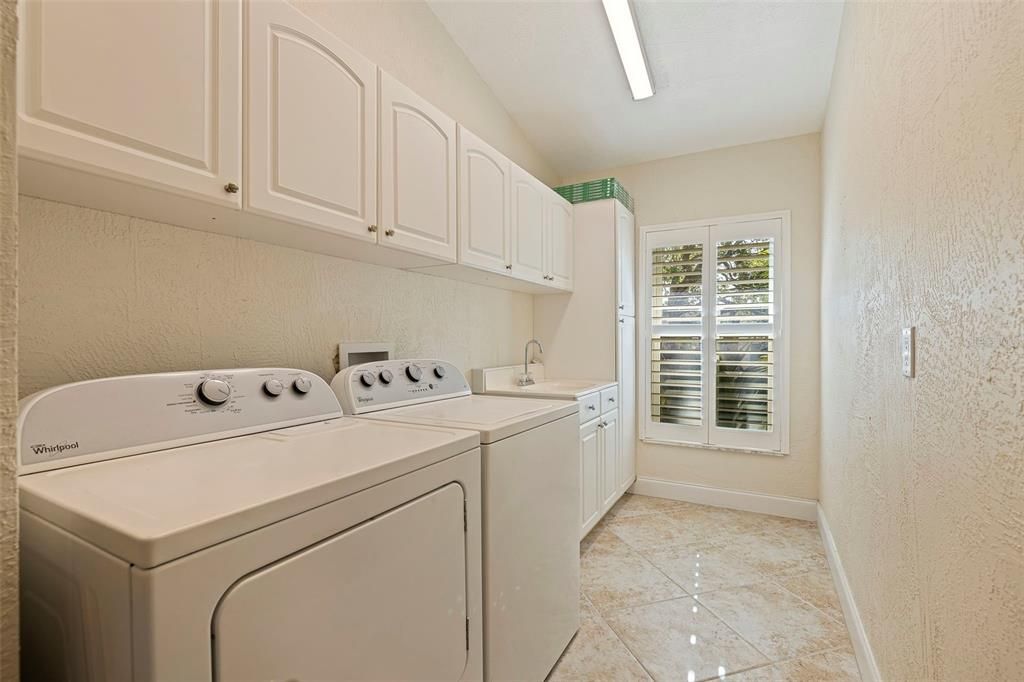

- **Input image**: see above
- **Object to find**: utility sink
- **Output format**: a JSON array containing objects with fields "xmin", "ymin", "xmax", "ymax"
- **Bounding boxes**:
[
  {"xmin": 471, "ymin": 363, "xmax": 616, "ymax": 400},
  {"xmin": 481, "ymin": 378, "xmax": 615, "ymax": 400}
]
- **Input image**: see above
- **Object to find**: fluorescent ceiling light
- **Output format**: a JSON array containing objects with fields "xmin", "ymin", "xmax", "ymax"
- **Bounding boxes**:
[{"xmin": 601, "ymin": 0, "xmax": 654, "ymax": 100}]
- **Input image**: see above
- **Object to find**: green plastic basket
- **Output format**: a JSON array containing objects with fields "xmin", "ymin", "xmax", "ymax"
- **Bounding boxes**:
[{"xmin": 554, "ymin": 178, "xmax": 634, "ymax": 213}]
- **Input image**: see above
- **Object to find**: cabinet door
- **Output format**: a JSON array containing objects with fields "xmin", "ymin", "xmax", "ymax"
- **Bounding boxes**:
[
  {"xmin": 600, "ymin": 410, "xmax": 620, "ymax": 511},
  {"xmin": 509, "ymin": 166, "xmax": 546, "ymax": 283},
  {"xmin": 616, "ymin": 203, "xmax": 636, "ymax": 316},
  {"xmin": 18, "ymin": 0, "xmax": 241, "ymax": 205},
  {"xmin": 579, "ymin": 419, "xmax": 601, "ymax": 538},
  {"xmin": 458, "ymin": 127, "xmax": 511, "ymax": 273},
  {"xmin": 617, "ymin": 317, "xmax": 637, "ymax": 492},
  {"xmin": 380, "ymin": 72, "xmax": 457, "ymax": 262},
  {"xmin": 545, "ymin": 194, "xmax": 574, "ymax": 290},
  {"xmin": 246, "ymin": 0, "xmax": 376, "ymax": 241}
]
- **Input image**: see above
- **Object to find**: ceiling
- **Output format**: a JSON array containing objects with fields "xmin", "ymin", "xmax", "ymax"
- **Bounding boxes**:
[{"xmin": 427, "ymin": 0, "xmax": 844, "ymax": 178}]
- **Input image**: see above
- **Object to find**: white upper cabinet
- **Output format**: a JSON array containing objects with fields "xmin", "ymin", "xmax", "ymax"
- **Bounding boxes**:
[
  {"xmin": 616, "ymin": 203, "xmax": 636, "ymax": 316},
  {"xmin": 509, "ymin": 165, "xmax": 546, "ymax": 284},
  {"xmin": 17, "ymin": 0, "xmax": 241, "ymax": 205},
  {"xmin": 380, "ymin": 72, "xmax": 458, "ymax": 262},
  {"xmin": 545, "ymin": 195, "xmax": 574, "ymax": 290},
  {"xmin": 246, "ymin": 0, "xmax": 377, "ymax": 241},
  {"xmin": 458, "ymin": 127, "xmax": 511, "ymax": 273}
]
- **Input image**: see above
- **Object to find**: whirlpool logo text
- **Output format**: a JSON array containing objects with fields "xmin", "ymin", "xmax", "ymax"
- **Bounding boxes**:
[{"xmin": 30, "ymin": 441, "xmax": 80, "ymax": 457}]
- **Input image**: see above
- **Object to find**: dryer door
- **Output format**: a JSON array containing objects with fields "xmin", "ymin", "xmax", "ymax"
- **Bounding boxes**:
[{"xmin": 213, "ymin": 482, "xmax": 469, "ymax": 681}]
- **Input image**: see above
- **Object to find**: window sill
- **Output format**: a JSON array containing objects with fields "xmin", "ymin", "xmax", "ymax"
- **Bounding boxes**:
[{"xmin": 640, "ymin": 437, "xmax": 787, "ymax": 457}]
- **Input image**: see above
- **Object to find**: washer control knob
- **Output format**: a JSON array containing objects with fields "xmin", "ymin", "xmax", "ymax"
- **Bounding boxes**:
[
  {"xmin": 263, "ymin": 378, "xmax": 285, "ymax": 397},
  {"xmin": 405, "ymin": 364, "xmax": 423, "ymax": 382},
  {"xmin": 197, "ymin": 378, "xmax": 231, "ymax": 405},
  {"xmin": 359, "ymin": 372, "xmax": 377, "ymax": 388},
  {"xmin": 434, "ymin": 365, "xmax": 446, "ymax": 379},
  {"xmin": 292, "ymin": 375, "xmax": 313, "ymax": 394},
  {"xmin": 379, "ymin": 369, "xmax": 394, "ymax": 385}
]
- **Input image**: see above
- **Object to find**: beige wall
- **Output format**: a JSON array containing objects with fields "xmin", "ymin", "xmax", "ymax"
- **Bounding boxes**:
[
  {"xmin": 0, "ymin": 0, "xmax": 17, "ymax": 677},
  {"xmin": 17, "ymin": 0, "xmax": 553, "ymax": 398},
  {"xmin": 820, "ymin": 2, "xmax": 1023, "ymax": 680},
  {"xmin": 565, "ymin": 133, "xmax": 821, "ymax": 500}
]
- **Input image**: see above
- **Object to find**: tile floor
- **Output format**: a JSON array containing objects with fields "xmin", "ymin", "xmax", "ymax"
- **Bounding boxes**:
[{"xmin": 549, "ymin": 494, "xmax": 861, "ymax": 682}]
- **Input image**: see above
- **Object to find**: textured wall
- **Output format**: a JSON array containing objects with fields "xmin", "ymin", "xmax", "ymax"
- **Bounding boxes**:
[
  {"xmin": 563, "ymin": 133, "xmax": 822, "ymax": 500},
  {"xmin": 0, "ymin": 0, "xmax": 17, "ymax": 676},
  {"xmin": 19, "ymin": 197, "xmax": 532, "ymax": 396},
  {"xmin": 820, "ymin": 2, "xmax": 1023, "ymax": 680},
  {"xmin": 17, "ymin": 0, "xmax": 552, "ymax": 397}
]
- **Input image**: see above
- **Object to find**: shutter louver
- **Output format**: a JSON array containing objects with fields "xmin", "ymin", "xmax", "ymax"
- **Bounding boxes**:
[
  {"xmin": 650, "ymin": 243, "xmax": 703, "ymax": 426},
  {"xmin": 715, "ymin": 239, "xmax": 774, "ymax": 432}
]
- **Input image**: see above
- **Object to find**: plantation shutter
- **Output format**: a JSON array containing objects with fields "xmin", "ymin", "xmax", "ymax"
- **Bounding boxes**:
[
  {"xmin": 646, "ymin": 225, "xmax": 708, "ymax": 443},
  {"xmin": 642, "ymin": 217, "xmax": 784, "ymax": 452}
]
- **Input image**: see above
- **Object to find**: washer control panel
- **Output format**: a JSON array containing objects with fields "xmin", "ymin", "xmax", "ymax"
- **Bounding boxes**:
[
  {"xmin": 332, "ymin": 359, "xmax": 471, "ymax": 415},
  {"xmin": 17, "ymin": 368, "xmax": 342, "ymax": 473}
]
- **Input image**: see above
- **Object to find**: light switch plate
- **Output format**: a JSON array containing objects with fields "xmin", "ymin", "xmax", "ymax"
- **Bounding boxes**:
[{"xmin": 901, "ymin": 327, "xmax": 915, "ymax": 378}]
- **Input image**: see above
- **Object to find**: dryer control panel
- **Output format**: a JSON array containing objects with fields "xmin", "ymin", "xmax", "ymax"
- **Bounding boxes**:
[
  {"xmin": 332, "ymin": 360, "xmax": 471, "ymax": 415},
  {"xmin": 18, "ymin": 369, "xmax": 342, "ymax": 473}
]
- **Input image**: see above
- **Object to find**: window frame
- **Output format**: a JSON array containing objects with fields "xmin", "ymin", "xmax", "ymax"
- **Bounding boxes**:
[{"xmin": 639, "ymin": 210, "xmax": 791, "ymax": 455}]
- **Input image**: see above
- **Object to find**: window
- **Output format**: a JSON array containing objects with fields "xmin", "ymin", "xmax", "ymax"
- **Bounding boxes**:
[{"xmin": 640, "ymin": 213, "xmax": 789, "ymax": 453}]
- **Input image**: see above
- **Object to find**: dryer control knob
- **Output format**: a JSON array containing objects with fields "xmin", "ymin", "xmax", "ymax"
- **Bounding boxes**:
[
  {"xmin": 293, "ymin": 375, "xmax": 313, "ymax": 394},
  {"xmin": 263, "ymin": 378, "xmax": 285, "ymax": 397},
  {"xmin": 379, "ymin": 369, "xmax": 394, "ymax": 384},
  {"xmin": 434, "ymin": 366, "xmax": 446, "ymax": 379},
  {"xmin": 197, "ymin": 378, "xmax": 231, "ymax": 405},
  {"xmin": 359, "ymin": 372, "xmax": 377, "ymax": 388},
  {"xmin": 406, "ymin": 364, "xmax": 423, "ymax": 382}
]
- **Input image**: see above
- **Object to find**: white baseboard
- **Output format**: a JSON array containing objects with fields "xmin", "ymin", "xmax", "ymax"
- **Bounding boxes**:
[
  {"xmin": 629, "ymin": 477, "xmax": 818, "ymax": 521},
  {"xmin": 817, "ymin": 504, "xmax": 882, "ymax": 682}
]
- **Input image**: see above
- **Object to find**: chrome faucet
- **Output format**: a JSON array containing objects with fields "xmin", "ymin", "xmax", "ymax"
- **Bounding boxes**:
[{"xmin": 519, "ymin": 339, "xmax": 544, "ymax": 386}]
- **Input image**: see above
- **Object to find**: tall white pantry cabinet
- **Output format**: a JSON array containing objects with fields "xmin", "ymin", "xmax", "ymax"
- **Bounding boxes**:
[{"xmin": 535, "ymin": 198, "xmax": 637, "ymax": 536}]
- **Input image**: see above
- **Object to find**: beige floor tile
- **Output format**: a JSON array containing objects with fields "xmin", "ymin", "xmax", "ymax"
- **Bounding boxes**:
[
  {"xmin": 778, "ymin": 569, "xmax": 844, "ymax": 621},
  {"xmin": 581, "ymin": 517, "xmax": 619, "ymax": 557},
  {"xmin": 582, "ymin": 530, "xmax": 688, "ymax": 611},
  {"xmin": 548, "ymin": 611, "xmax": 653, "ymax": 681},
  {"xmin": 606, "ymin": 493, "xmax": 704, "ymax": 519},
  {"xmin": 724, "ymin": 530, "xmax": 829, "ymax": 577},
  {"xmin": 725, "ymin": 511, "xmax": 817, "ymax": 537},
  {"xmin": 605, "ymin": 597, "xmax": 769, "ymax": 682},
  {"xmin": 767, "ymin": 523, "xmax": 827, "ymax": 554},
  {"xmin": 642, "ymin": 544, "xmax": 770, "ymax": 595},
  {"xmin": 724, "ymin": 646, "xmax": 861, "ymax": 681},
  {"xmin": 607, "ymin": 509, "xmax": 709, "ymax": 551},
  {"xmin": 697, "ymin": 583, "xmax": 848, "ymax": 660}
]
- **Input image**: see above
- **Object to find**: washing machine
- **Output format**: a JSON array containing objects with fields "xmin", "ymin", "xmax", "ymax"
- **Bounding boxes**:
[
  {"xmin": 332, "ymin": 359, "xmax": 580, "ymax": 681},
  {"xmin": 18, "ymin": 368, "xmax": 483, "ymax": 681}
]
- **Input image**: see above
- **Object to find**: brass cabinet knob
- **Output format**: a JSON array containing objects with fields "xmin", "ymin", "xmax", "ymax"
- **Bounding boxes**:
[
  {"xmin": 367, "ymin": 225, "xmax": 378, "ymax": 233},
  {"xmin": 224, "ymin": 182, "xmax": 240, "ymax": 194},
  {"xmin": 385, "ymin": 229, "xmax": 396, "ymax": 237}
]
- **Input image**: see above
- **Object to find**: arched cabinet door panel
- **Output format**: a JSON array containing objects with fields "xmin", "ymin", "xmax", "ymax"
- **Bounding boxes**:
[
  {"xmin": 546, "ymin": 195, "xmax": 575, "ymax": 290},
  {"xmin": 458, "ymin": 126, "xmax": 511, "ymax": 274},
  {"xmin": 246, "ymin": 0, "xmax": 377, "ymax": 241},
  {"xmin": 18, "ymin": 0, "xmax": 241, "ymax": 204},
  {"xmin": 380, "ymin": 72, "xmax": 458, "ymax": 262},
  {"xmin": 510, "ymin": 165, "xmax": 547, "ymax": 284}
]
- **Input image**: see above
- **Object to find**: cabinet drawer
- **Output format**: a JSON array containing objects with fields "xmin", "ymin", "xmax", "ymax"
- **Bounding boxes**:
[
  {"xmin": 600, "ymin": 387, "xmax": 619, "ymax": 414},
  {"xmin": 578, "ymin": 392, "xmax": 601, "ymax": 423}
]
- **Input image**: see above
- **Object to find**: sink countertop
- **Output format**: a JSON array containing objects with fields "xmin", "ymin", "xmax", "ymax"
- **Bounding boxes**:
[{"xmin": 471, "ymin": 363, "xmax": 616, "ymax": 400}]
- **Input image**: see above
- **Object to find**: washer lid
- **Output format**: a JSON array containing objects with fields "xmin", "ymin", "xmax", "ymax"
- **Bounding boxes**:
[
  {"xmin": 19, "ymin": 419, "xmax": 479, "ymax": 568},
  {"xmin": 357, "ymin": 395, "xmax": 578, "ymax": 444}
]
